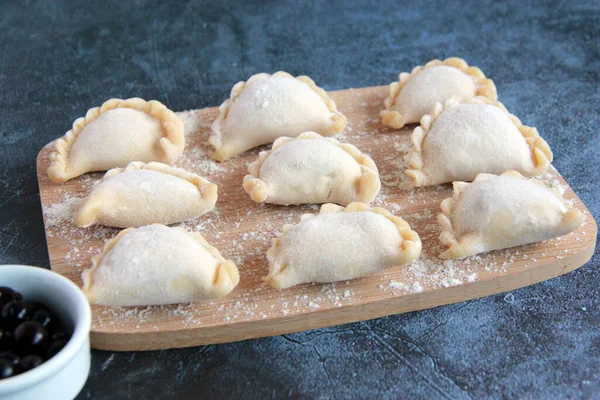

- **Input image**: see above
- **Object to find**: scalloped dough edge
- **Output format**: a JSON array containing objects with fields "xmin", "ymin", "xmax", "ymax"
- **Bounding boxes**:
[
  {"xmin": 437, "ymin": 171, "xmax": 585, "ymax": 259},
  {"xmin": 74, "ymin": 161, "xmax": 218, "ymax": 227},
  {"xmin": 209, "ymin": 72, "xmax": 347, "ymax": 161},
  {"xmin": 81, "ymin": 224, "xmax": 240, "ymax": 304},
  {"xmin": 264, "ymin": 202, "xmax": 422, "ymax": 289},
  {"xmin": 405, "ymin": 96, "xmax": 554, "ymax": 187},
  {"xmin": 47, "ymin": 98, "xmax": 184, "ymax": 183},
  {"xmin": 380, "ymin": 57, "xmax": 498, "ymax": 129},
  {"xmin": 242, "ymin": 132, "xmax": 380, "ymax": 205}
]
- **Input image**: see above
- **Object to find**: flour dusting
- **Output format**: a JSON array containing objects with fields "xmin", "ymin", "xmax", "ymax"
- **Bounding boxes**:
[{"xmin": 38, "ymin": 91, "xmax": 588, "ymax": 332}]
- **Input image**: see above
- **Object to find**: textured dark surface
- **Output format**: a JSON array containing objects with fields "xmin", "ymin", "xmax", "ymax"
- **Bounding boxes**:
[{"xmin": 0, "ymin": 0, "xmax": 599, "ymax": 398}]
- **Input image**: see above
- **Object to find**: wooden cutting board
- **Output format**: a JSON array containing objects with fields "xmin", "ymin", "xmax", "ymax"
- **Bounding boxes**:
[{"xmin": 36, "ymin": 86, "xmax": 597, "ymax": 351}]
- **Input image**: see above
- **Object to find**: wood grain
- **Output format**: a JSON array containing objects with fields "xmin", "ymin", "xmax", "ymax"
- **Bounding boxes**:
[{"xmin": 36, "ymin": 86, "xmax": 597, "ymax": 351}]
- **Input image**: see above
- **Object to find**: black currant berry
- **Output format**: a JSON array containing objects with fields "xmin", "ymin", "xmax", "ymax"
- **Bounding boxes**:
[
  {"xmin": 1, "ymin": 300, "xmax": 35, "ymax": 330},
  {"xmin": 32, "ymin": 309, "xmax": 54, "ymax": 330},
  {"xmin": 0, "ymin": 328, "xmax": 15, "ymax": 351},
  {"xmin": 14, "ymin": 321, "xmax": 48, "ymax": 354},
  {"xmin": 0, "ymin": 286, "xmax": 72, "ymax": 377},
  {"xmin": 46, "ymin": 339, "xmax": 68, "ymax": 359},
  {"xmin": 0, "ymin": 287, "xmax": 21, "ymax": 310},
  {"xmin": 0, "ymin": 351, "xmax": 19, "ymax": 366},
  {"xmin": 0, "ymin": 358, "xmax": 15, "ymax": 380},
  {"xmin": 19, "ymin": 354, "xmax": 44, "ymax": 372}
]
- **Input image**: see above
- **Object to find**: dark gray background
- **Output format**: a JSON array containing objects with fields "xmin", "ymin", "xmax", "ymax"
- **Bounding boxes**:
[{"xmin": 1, "ymin": 1, "xmax": 599, "ymax": 399}]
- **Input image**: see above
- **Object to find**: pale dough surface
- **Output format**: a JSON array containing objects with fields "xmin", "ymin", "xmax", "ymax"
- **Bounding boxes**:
[
  {"xmin": 411, "ymin": 103, "xmax": 536, "ymax": 185},
  {"xmin": 82, "ymin": 225, "xmax": 239, "ymax": 306},
  {"xmin": 265, "ymin": 203, "xmax": 421, "ymax": 289},
  {"xmin": 271, "ymin": 212, "xmax": 401, "ymax": 286},
  {"xmin": 438, "ymin": 172, "xmax": 584, "ymax": 258},
  {"xmin": 260, "ymin": 139, "xmax": 361, "ymax": 204},
  {"xmin": 380, "ymin": 57, "xmax": 497, "ymax": 129},
  {"xmin": 69, "ymin": 108, "xmax": 163, "ymax": 172},
  {"xmin": 47, "ymin": 98, "xmax": 185, "ymax": 183},
  {"xmin": 74, "ymin": 162, "xmax": 217, "ymax": 228},
  {"xmin": 243, "ymin": 132, "xmax": 380, "ymax": 205},
  {"xmin": 210, "ymin": 72, "xmax": 346, "ymax": 160},
  {"xmin": 395, "ymin": 66, "xmax": 476, "ymax": 124},
  {"xmin": 406, "ymin": 97, "xmax": 553, "ymax": 187}
]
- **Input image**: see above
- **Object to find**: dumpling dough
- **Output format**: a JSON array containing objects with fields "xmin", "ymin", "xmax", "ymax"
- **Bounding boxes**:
[
  {"xmin": 47, "ymin": 98, "xmax": 185, "ymax": 183},
  {"xmin": 75, "ymin": 162, "xmax": 217, "ymax": 228},
  {"xmin": 380, "ymin": 57, "xmax": 497, "ymax": 129},
  {"xmin": 209, "ymin": 71, "xmax": 347, "ymax": 161},
  {"xmin": 438, "ymin": 171, "xmax": 584, "ymax": 259},
  {"xmin": 406, "ymin": 96, "xmax": 553, "ymax": 186},
  {"xmin": 265, "ymin": 202, "xmax": 421, "ymax": 289},
  {"xmin": 82, "ymin": 224, "xmax": 239, "ymax": 306},
  {"xmin": 243, "ymin": 132, "xmax": 380, "ymax": 205}
]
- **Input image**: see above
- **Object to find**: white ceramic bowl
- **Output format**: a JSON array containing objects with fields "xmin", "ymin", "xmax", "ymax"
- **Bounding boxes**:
[{"xmin": 0, "ymin": 265, "xmax": 91, "ymax": 400}]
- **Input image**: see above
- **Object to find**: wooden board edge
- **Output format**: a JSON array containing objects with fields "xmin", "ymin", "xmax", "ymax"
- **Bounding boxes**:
[
  {"xmin": 90, "ymin": 235, "xmax": 596, "ymax": 351},
  {"xmin": 36, "ymin": 143, "xmax": 60, "ymax": 274}
]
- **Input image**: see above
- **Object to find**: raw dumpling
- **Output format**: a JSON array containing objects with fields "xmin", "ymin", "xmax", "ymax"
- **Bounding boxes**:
[
  {"xmin": 47, "ymin": 98, "xmax": 184, "ymax": 183},
  {"xmin": 265, "ymin": 202, "xmax": 422, "ymax": 289},
  {"xmin": 74, "ymin": 162, "xmax": 217, "ymax": 228},
  {"xmin": 209, "ymin": 72, "xmax": 347, "ymax": 161},
  {"xmin": 438, "ymin": 171, "xmax": 584, "ymax": 259},
  {"xmin": 380, "ymin": 57, "xmax": 497, "ymax": 129},
  {"xmin": 406, "ymin": 96, "xmax": 553, "ymax": 186},
  {"xmin": 82, "ymin": 224, "xmax": 239, "ymax": 306},
  {"xmin": 243, "ymin": 132, "xmax": 380, "ymax": 205}
]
